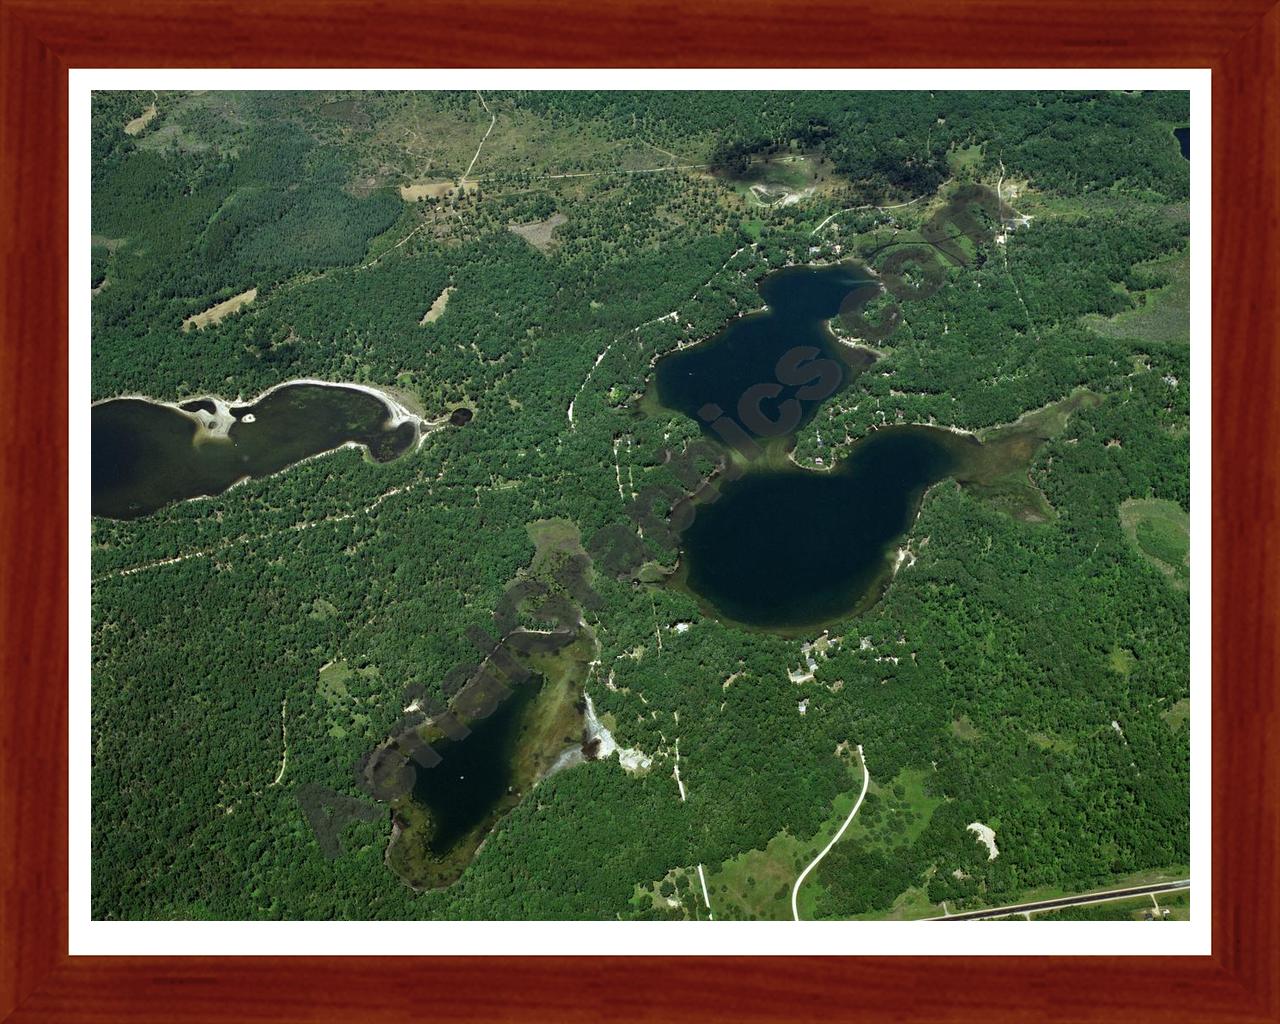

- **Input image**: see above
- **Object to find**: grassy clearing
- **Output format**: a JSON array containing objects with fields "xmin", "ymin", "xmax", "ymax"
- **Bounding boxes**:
[
  {"xmin": 634, "ymin": 865, "xmax": 711, "ymax": 920},
  {"xmin": 1119, "ymin": 497, "xmax": 1189, "ymax": 588},
  {"xmin": 711, "ymin": 829, "xmax": 808, "ymax": 920},
  {"xmin": 707, "ymin": 757, "xmax": 866, "ymax": 921},
  {"xmin": 1108, "ymin": 646, "xmax": 1136, "ymax": 678},
  {"xmin": 855, "ymin": 883, "xmax": 939, "ymax": 921},
  {"xmin": 946, "ymin": 143, "xmax": 984, "ymax": 173},
  {"xmin": 806, "ymin": 766, "xmax": 945, "ymax": 920},
  {"xmin": 1161, "ymin": 697, "xmax": 1191, "ymax": 732},
  {"xmin": 1083, "ymin": 249, "xmax": 1189, "ymax": 346},
  {"xmin": 706, "ymin": 761, "xmax": 944, "ymax": 921},
  {"xmin": 183, "ymin": 287, "xmax": 257, "ymax": 331},
  {"xmin": 1028, "ymin": 731, "xmax": 1074, "ymax": 754},
  {"xmin": 318, "ymin": 660, "xmax": 352, "ymax": 702},
  {"xmin": 848, "ymin": 768, "xmax": 942, "ymax": 851},
  {"xmin": 399, "ymin": 181, "xmax": 455, "ymax": 201},
  {"xmin": 317, "ymin": 659, "xmax": 378, "ymax": 741},
  {"xmin": 509, "ymin": 213, "xmax": 567, "ymax": 253}
]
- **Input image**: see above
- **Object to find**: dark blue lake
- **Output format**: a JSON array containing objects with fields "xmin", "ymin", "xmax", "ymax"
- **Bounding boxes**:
[
  {"xmin": 651, "ymin": 263, "xmax": 981, "ymax": 630},
  {"xmin": 679, "ymin": 426, "xmax": 970, "ymax": 629},
  {"xmin": 92, "ymin": 383, "xmax": 417, "ymax": 520},
  {"xmin": 654, "ymin": 262, "xmax": 877, "ymax": 442}
]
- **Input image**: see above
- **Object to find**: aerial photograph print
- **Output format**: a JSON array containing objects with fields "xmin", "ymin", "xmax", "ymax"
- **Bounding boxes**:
[{"xmin": 89, "ymin": 87, "xmax": 1192, "ymax": 924}]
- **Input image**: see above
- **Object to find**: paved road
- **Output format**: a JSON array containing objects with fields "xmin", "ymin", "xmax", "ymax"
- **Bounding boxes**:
[
  {"xmin": 792, "ymin": 745, "xmax": 870, "ymax": 921},
  {"xmin": 935, "ymin": 880, "xmax": 1191, "ymax": 921}
]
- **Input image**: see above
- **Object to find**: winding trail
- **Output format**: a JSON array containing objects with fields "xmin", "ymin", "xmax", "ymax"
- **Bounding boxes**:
[
  {"xmin": 791, "ymin": 744, "xmax": 869, "ymax": 921},
  {"xmin": 268, "ymin": 697, "xmax": 288, "ymax": 787},
  {"xmin": 994, "ymin": 160, "xmax": 1042, "ymax": 344},
  {"xmin": 462, "ymin": 90, "xmax": 496, "ymax": 184},
  {"xmin": 358, "ymin": 219, "xmax": 429, "ymax": 271}
]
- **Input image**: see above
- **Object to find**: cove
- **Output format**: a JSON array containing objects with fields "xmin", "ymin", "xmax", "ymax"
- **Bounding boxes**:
[
  {"xmin": 91, "ymin": 382, "xmax": 419, "ymax": 520},
  {"xmin": 653, "ymin": 262, "xmax": 878, "ymax": 441},
  {"xmin": 1174, "ymin": 126, "xmax": 1190, "ymax": 161},
  {"xmin": 678, "ymin": 426, "xmax": 972, "ymax": 630}
]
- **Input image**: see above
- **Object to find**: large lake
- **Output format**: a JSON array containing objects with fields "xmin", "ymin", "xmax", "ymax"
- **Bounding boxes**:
[
  {"xmin": 1174, "ymin": 126, "xmax": 1190, "ymax": 161},
  {"xmin": 680, "ymin": 427, "xmax": 970, "ymax": 629},
  {"xmin": 92, "ymin": 382, "xmax": 417, "ymax": 520},
  {"xmin": 651, "ymin": 262, "xmax": 982, "ymax": 630}
]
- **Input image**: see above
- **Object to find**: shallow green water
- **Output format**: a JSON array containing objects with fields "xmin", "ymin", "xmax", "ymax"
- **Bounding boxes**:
[{"xmin": 91, "ymin": 383, "xmax": 416, "ymax": 520}]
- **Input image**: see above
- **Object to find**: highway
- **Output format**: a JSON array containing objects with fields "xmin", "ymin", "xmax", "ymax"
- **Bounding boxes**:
[{"xmin": 934, "ymin": 879, "xmax": 1191, "ymax": 921}]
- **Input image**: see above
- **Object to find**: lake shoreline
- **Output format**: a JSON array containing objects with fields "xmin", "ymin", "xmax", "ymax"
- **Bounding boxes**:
[
  {"xmin": 92, "ymin": 380, "xmax": 436, "ymax": 520},
  {"xmin": 92, "ymin": 377, "xmax": 427, "ymax": 436}
]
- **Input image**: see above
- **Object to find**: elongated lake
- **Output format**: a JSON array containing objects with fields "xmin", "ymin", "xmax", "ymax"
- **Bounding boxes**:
[
  {"xmin": 92, "ymin": 382, "xmax": 418, "ymax": 520},
  {"xmin": 409, "ymin": 676, "xmax": 544, "ymax": 857}
]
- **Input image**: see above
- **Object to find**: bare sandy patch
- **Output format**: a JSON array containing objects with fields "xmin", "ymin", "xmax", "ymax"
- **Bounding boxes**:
[
  {"xmin": 509, "ymin": 212, "xmax": 566, "ymax": 253},
  {"xmin": 182, "ymin": 287, "xmax": 257, "ymax": 332},
  {"xmin": 967, "ymin": 822, "xmax": 999, "ymax": 860},
  {"xmin": 124, "ymin": 104, "xmax": 158, "ymax": 136},
  {"xmin": 420, "ymin": 286, "xmax": 454, "ymax": 325}
]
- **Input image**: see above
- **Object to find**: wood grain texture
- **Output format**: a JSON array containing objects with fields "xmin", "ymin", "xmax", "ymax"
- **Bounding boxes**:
[{"xmin": 1, "ymin": 1, "xmax": 1276, "ymax": 1020}]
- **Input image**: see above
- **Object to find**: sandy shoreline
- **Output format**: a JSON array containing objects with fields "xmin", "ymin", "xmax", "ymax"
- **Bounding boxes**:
[{"xmin": 93, "ymin": 377, "xmax": 428, "ymax": 436}]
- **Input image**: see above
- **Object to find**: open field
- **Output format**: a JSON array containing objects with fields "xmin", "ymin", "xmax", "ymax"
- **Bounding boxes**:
[
  {"xmin": 1120, "ymin": 497, "xmax": 1190, "ymax": 588},
  {"xmin": 1083, "ymin": 250, "xmax": 1190, "ymax": 346},
  {"xmin": 182, "ymin": 287, "xmax": 258, "ymax": 331},
  {"xmin": 509, "ymin": 213, "xmax": 567, "ymax": 253},
  {"xmin": 420, "ymin": 286, "xmax": 454, "ymax": 325},
  {"xmin": 399, "ymin": 181, "xmax": 455, "ymax": 201}
]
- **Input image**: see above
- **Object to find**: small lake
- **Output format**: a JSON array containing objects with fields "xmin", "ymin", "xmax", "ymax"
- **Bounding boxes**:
[
  {"xmin": 92, "ymin": 382, "xmax": 418, "ymax": 520},
  {"xmin": 408, "ymin": 676, "xmax": 544, "ymax": 857},
  {"xmin": 1174, "ymin": 126, "xmax": 1190, "ymax": 161},
  {"xmin": 653, "ymin": 262, "xmax": 878, "ymax": 441},
  {"xmin": 678, "ymin": 426, "xmax": 973, "ymax": 629}
]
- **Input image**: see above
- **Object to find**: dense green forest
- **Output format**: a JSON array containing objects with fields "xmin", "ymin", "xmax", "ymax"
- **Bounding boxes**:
[{"xmin": 91, "ymin": 89, "xmax": 1190, "ymax": 921}]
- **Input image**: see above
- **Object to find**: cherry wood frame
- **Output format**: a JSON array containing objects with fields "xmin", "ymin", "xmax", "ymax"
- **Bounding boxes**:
[{"xmin": 2, "ymin": 1, "xmax": 1276, "ymax": 1020}]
